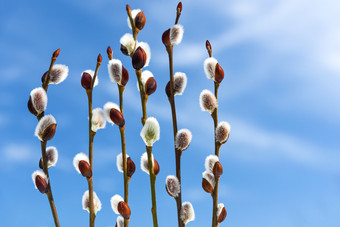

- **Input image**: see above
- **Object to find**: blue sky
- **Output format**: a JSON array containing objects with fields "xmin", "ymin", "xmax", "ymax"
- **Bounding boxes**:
[{"xmin": 1, "ymin": 0, "xmax": 340, "ymax": 226}]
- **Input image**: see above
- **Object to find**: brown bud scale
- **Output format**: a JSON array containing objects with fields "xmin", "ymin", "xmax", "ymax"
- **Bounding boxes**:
[
  {"xmin": 110, "ymin": 109, "xmax": 125, "ymax": 127},
  {"xmin": 132, "ymin": 47, "xmax": 147, "ymax": 70},
  {"xmin": 145, "ymin": 77, "xmax": 157, "ymax": 96},
  {"xmin": 42, "ymin": 123, "xmax": 57, "ymax": 141},
  {"xmin": 127, "ymin": 157, "xmax": 136, "ymax": 178},
  {"xmin": 218, "ymin": 207, "xmax": 227, "ymax": 223},
  {"xmin": 215, "ymin": 63, "xmax": 224, "ymax": 83},
  {"xmin": 81, "ymin": 72, "xmax": 92, "ymax": 90},
  {"xmin": 118, "ymin": 201, "xmax": 131, "ymax": 219},
  {"xmin": 202, "ymin": 178, "xmax": 214, "ymax": 194},
  {"xmin": 135, "ymin": 11, "xmax": 146, "ymax": 30},
  {"xmin": 79, "ymin": 160, "xmax": 92, "ymax": 178},
  {"xmin": 213, "ymin": 161, "xmax": 223, "ymax": 178},
  {"xmin": 35, "ymin": 175, "xmax": 49, "ymax": 194}
]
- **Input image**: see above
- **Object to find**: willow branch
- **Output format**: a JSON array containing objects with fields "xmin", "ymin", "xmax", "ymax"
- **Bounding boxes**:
[{"xmin": 146, "ymin": 146, "xmax": 159, "ymax": 227}]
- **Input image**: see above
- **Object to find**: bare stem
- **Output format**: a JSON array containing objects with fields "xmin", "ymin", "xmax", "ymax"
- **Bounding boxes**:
[
  {"xmin": 146, "ymin": 146, "xmax": 158, "ymax": 227},
  {"xmin": 136, "ymin": 69, "xmax": 148, "ymax": 125},
  {"xmin": 166, "ymin": 46, "xmax": 184, "ymax": 227},
  {"xmin": 41, "ymin": 141, "xmax": 60, "ymax": 227}
]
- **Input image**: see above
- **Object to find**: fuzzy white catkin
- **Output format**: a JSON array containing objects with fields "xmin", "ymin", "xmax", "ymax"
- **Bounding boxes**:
[
  {"xmin": 205, "ymin": 155, "xmax": 219, "ymax": 173},
  {"xmin": 120, "ymin": 33, "xmax": 136, "ymax": 55},
  {"xmin": 48, "ymin": 64, "xmax": 69, "ymax": 84},
  {"xmin": 202, "ymin": 171, "xmax": 216, "ymax": 189},
  {"xmin": 204, "ymin": 57, "xmax": 218, "ymax": 80},
  {"xmin": 175, "ymin": 129, "xmax": 192, "ymax": 151},
  {"xmin": 180, "ymin": 202, "xmax": 195, "ymax": 224},
  {"xmin": 82, "ymin": 70, "xmax": 99, "ymax": 87},
  {"xmin": 140, "ymin": 152, "xmax": 155, "ymax": 175},
  {"xmin": 73, "ymin": 153, "xmax": 89, "ymax": 174},
  {"xmin": 91, "ymin": 108, "xmax": 106, "ymax": 132},
  {"xmin": 166, "ymin": 175, "xmax": 181, "ymax": 197},
  {"xmin": 116, "ymin": 153, "xmax": 130, "ymax": 173},
  {"xmin": 32, "ymin": 170, "xmax": 48, "ymax": 188},
  {"xmin": 216, "ymin": 121, "xmax": 231, "ymax": 143},
  {"xmin": 46, "ymin": 146, "xmax": 58, "ymax": 167},
  {"xmin": 108, "ymin": 59, "xmax": 123, "ymax": 84},
  {"xmin": 30, "ymin": 87, "xmax": 47, "ymax": 114},
  {"xmin": 199, "ymin": 89, "xmax": 217, "ymax": 113},
  {"xmin": 103, "ymin": 102, "xmax": 120, "ymax": 125},
  {"xmin": 135, "ymin": 42, "xmax": 151, "ymax": 67},
  {"xmin": 116, "ymin": 216, "xmax": 124, "ymax": 227},
  {"xmin": 140, "ymin": 117, "xmax": 160, "ymax": 146},
  {"xmin": 170, "ymin": 24, "xmax": 184, "ymax": 45},
  {"xmin": 111, "ymin": 194, "xmax": 124, "ymax": 214},
  {"xmin": 82, "ymin": 190, "xmax": 102, "ymax": 214},
  {"xmin": 173, "ymin": 72, "xmax": 187, "ymax": 95},
  {"xmin": 34, "ymin": 115, "xmax": 56, "ymax": 141},
  {"xmin": 127, "ymin": 9, "xmax": 141, "ymax": 29},
  {"xmin": 217, "ymin": 203, "xmax": 225, "ymax": 218}
]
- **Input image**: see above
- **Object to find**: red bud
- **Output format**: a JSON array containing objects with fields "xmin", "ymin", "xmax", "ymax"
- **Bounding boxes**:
[
  {"xmin": 153, "ymin": 159, "xmax": 160, "ymax": 175},
  {"xmin": 120, "ymin": 45, "xmax": 129, "ymax": 56},
  {"xmin": 127, "ymin": 157, "xmax": 136, "ymax": 178},
  {"xmin": 162, "ymin": 29, "xmax": 171, "ymax": 46},
  {"xmin": 81, "ymin": 72, "xmax": 92, "ymax": 90},
  {"xmin": 79, "ymin": 160, "xmax": 92, "ymax": 178},
  {"xmin": 135, "ymin": 11, "xmax": 146, "ymax": 30},
  {"xmin": 213, "ymin": 161, "xmax": 223, "ymax": 178},
  {"xmin": 53, "ymin": 48, "xmax": 60, "ymax": 58},
  {"xmin": 145, "ymin": 77, "xmax": 157, "ymax": 96},
  {"xmin": 215, "ymin": 63, "xmax": 224, "ymax": 83},
  {"xmin": 35, "ymin": 175, "xmax": 49, "ymax": 194},
  {"xmin": 132, "ymin": 47, "xmax": 147, "ymax": 70},
  {"xmin": 107, "ymin": 46, "xmax": 113, "ymax": 60},
  {"xmin": 27, "ymin": 96, "xmax": 38, "ymax": 116},
  {"xmin": 218, "ymin": 206, "xmax": 227, "ymax": 223},
  {"xmin": 177, "ymin": 2, "xmax": 182, "ymax": 13},
  {"xmin": 202, "ymin": 178, "xmax": 214, "ymax": 194},
  {"xmin": 121, "ymin": 66, "xmax": 129, "ymax": 86},
  {"xmin": 118, "ymin": 201, "xmax": 131, "ymax": 219},
  {"xmin": 97, "ymin": 54, "xmax": 102, "ymax": 63},
  {"xmin": 110, "ymin": 109, "xmax": 125, "ymax": 127},
  {"xmin": 42, "ymin": 123, "xmax": 57, "ymax": 141}
]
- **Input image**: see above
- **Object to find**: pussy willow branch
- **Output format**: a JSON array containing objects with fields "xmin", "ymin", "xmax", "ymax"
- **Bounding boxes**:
[
  {"xmin": 164, "ymin": 5, "xmax": 184, "ymax": 226},
  {"xmin": 36, "ymin": 51, "xmax": 60, "ymax": 227},
  {"xmin": 126, "ymin": 6, "xmax": 158, "ymax": 226},
  {"xmin": 107, "ymin": 53, "xmax": 130, "ymax": 227},
  {"xmin": 146, "ymin": 146, "xmax": 159, "ymax": 227},
  {"xmin": 209, "ymin": 51, "xmax": 222, "ymax": 227},
  {"xmin": 166, "ymin": 45, "xmax": 184, "ymax": 227},
  {"xmin": 86, "ymin": 59, "xmax": 101, "ymax": 227}
]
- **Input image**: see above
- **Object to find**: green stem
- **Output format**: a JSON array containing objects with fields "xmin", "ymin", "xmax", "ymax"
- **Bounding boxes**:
[
  {"xmin": 166, "ymin": 46, "xmax": 184, "ymax": 227},
  {"xmin": 146, "ymin": 146, "xmax": 158, "ymax": 227},
  {"xmin": 136, "ymin": 69, "xmax": 148, "ymax": 125},
  {"xmin": 41, "ymin": 141, "xmax": 60, "ymax": 227}
]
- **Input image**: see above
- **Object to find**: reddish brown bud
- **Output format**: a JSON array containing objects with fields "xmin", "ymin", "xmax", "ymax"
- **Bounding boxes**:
[
  {"xmin": 165, "ymin": 81, "xmax": 171, "ymax": 98},
  {"xmin": 202, "ymin": 178, "xmax": 214, "ymax": 194},
  {"xmin": 42, "ymin": 123, "xmax": 57, "ymax": 141},
  {"xmin": 110, "ymin": 109, "xmax": 125, "ymax": 127},
  {"xmin": 39, "ymin": 158, "xmax": 43, "ymax": 169},
  {"xmin": 127, "ymin": 157, "xmax": 136, "ymax": 178},
  {"xmin": 126, "ymin": 4, "xmax": 131, "ymax": 14},
  {"xmin": 97, "ymin": 54, "xmax": 102, "ymax": 63},
  {"xmin": 218, "ymin": 206, "xmax": 227, "ymax": 223},
  {"xmin": 81, "ymin": 72, "xmax": 92, "ymax": 90},
  {"xmin": 213, "ymin": 161, "xmax": 223, "ymax": 178},
  {"xmin": 79, "ymin": 160, "xmax": 92, "ymax": 178},
  {"xmin": 41, "ymin": 71, "xmax": 48, "ymax": 84},
  {"xmin": 121, "ymin": 66, "xmax": 129, "ymax": 86},
  {"xmin": 135, "ymin": 11, "xmax": 146, "ymax": 30},
  {"xmin": 118, "ymin": 201, "xmax": 131, "ymax": 219},
  {"xmin": 107, "ymin": 46, "xmax": 113, "ymax": 60},
  {"xmin": 177, "ymin": 2, "xmax": 182, "ymax": 13},
  {"xmin": 145, "ymin": 77, "xmax": 157, "ymax": 96},
  {"xmin": 27, "ymin": 96, "xmax": 38, "ymax": 116},
  {"xmin": 215, "ymin": 63, "xmax": 224, "ymax": 83},
  {"xmin": 120, "ymin": 44, "xmax": 129, "ymax": 56},
  {"xmin": 153, "ymin": 159, "xmax": 160, "ymax": 175},
  {"xmin": 162, "ymin": 28, "xmax": 171, "ymax": 46},
  {"xmin": 132, "ymin": 47, "xmax": 147, "ymax": 70},
  {"xmin": 35, "ymin": 175, "xmax": 49, "ymax": 194},
  {"xmin": 53, "ymin": 48, "xmax": 60, "ymax": 59},
  {"xmin": 206, "ymin": 40, "xmax": 212, "ymax": 53}
]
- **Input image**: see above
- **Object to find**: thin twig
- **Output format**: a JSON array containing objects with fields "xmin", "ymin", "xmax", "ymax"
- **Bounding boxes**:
[
  {"xmin": 166, "ymin": 45, "xmax": 184, "ymax": 227},
  {"xmin": 146, "ymin": 146, "xmax": 159, "ymax": 227}
]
